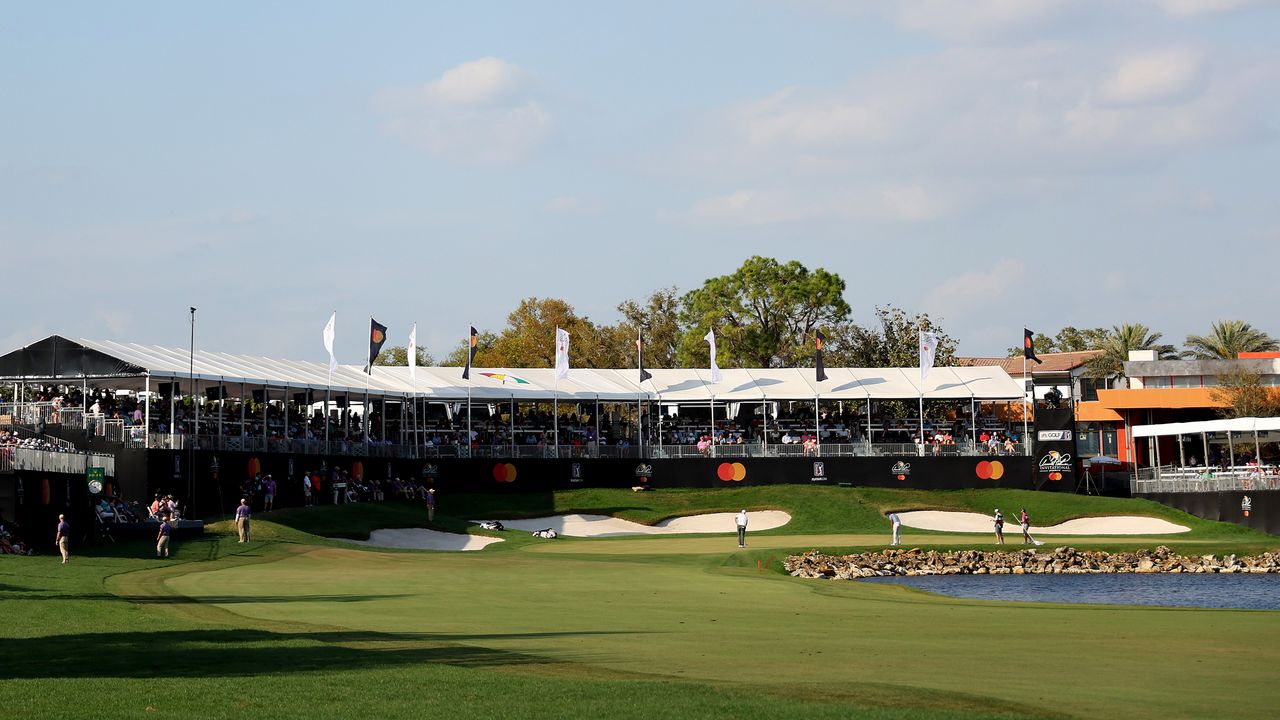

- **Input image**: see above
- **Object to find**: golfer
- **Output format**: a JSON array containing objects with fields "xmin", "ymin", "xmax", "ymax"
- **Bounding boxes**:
[
  {"xmin": 425, "ymin": 488, "xmax": 436, "ymax": 522},
  {"xmin": 735, "ymin": 509, "xmax": 748, "ymax": 548},
  {"xmin": 55, "ymin": 514, "xmax": 70, "ymax": 564},
  {"xmin": 156, "ymin": 514, "xmax": 172, "ymax": 558},
  {"xmin": 889, "ymin": 512, "xmax": 902, "ymax": 546},
  {"xmin": 993, "ymin": 508, "xmax": 1005, "ymax": 545},
  {"xmin": 1019, "ymin": 508, "xmax": 1031, "ymax": 544},
  {"xmin": 235, "ymin": 498, "xmax": 252, "ymax": 543}
]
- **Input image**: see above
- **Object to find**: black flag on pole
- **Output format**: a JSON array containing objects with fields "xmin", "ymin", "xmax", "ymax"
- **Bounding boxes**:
[
  {"xmin": 462, "ymin": 326, "xmax": 479, "ymax": 380},
  {"xmin": 637, "ymin": 330, "xmax": 653, "ymax": 384},
  {"xmin": 366, "ymin": 318, "xmax": 388, "ymax": 374},
  {"xmin": 815, "ymin": 329, "xmax": 828, "ymax": 382},
  {"xmin": 1024, "ymin": 329, "xmax": 1043, "ymax": 365}
]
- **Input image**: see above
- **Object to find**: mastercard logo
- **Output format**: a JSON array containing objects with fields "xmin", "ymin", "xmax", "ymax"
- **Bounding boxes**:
[
  {"xmin": 896, "ymin": 474, "xmax": 906, "ymax": 481},
  {"xmin": 1048, "ymin": 471, "xmax": 1063, "ymax": 481},
  {"xmin": 493, "ymin": 463, "xmax": 517, "ymax": 483},
  {"xmin": 975, "ymin": 461, "xmax": 1005, "ymax": 481},
  {"xmin": 716, "ymin": 462, "xmax": 746, "ymax": 482}
]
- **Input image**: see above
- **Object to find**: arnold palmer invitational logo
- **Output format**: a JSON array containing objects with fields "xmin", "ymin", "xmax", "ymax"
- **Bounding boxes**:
[
  {"xmin": 891, "ymin": 461, "xmax": 911, "ymax": 481},
  {"xmin": 634, "ymin": 463, "xmax": 654, "ymax": 478},
  {"xmin": 1039, "ymin": 450, "xmax": 1072, "ymax": 481}
]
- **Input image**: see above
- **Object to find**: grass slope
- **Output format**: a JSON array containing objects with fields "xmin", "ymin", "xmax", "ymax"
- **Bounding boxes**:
[{"xmin": 2, "ymin": 489, "xmax": 1276, "ymax": 719}]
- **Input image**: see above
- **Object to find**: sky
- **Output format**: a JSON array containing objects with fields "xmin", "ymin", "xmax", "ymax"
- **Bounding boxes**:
[{"xmin": 3, "ymin": 0, "xmax": 1278, "ymax": 364}]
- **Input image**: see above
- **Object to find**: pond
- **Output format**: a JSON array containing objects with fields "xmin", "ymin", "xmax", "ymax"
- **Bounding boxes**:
[{"xmin": 862, "ymin": 573, "xmax": 1280, "ymax": 610}]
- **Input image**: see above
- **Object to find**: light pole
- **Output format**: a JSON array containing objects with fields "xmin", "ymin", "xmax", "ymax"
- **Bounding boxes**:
[{"xmin": 189, "ymin": 307, "xmax": 197, "ymax": 517}]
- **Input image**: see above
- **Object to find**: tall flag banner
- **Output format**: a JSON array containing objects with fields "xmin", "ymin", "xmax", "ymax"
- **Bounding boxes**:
[
  {"xmin": 637, "ymin": 329, "xmax": 653, "ymax": 384},
  {"xmin": 366, "ymin": 318, "xmax": 388, "ymax": 374},
  {"xmin": 554, "ymin": 327, "xmax": 571, "ymax": 381},
  {"xmin": 919, "ymin": 330, "xmax": 940, "ymax": 382},
  {"xmin": 704, "ymin": 328, "xmax": 723, "ymax": 383},
  {"xmin": 462, "ymin": 326, "xmax": 478, "ymax": 380},
  {"xmin": 323, "ymin": 312, "xmax": 337, "ymax": 373},
  {"xmin": 408, "ymin": 323, "xmax": 417, "ymax": 383},
  {"xmin": 1024, "ymin": 328, "xmax": 1044, "ymax": 365},
  {"xmin": 814, "ymin": 329, "xmax": 828, "ymax": 383}
]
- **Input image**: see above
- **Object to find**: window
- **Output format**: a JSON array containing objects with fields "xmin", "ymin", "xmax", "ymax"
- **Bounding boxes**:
[
  {"xmin": 1143, "ymin": 377, "xmax": 1170, "ymax": 388},
  {"xmin": 1172, "ymin": 376, "xmax": 1200, "ymax": 388}
]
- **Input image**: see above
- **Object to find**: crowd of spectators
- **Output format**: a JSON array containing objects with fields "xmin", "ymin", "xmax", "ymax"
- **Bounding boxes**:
[
  {"xmin": 1, "ymin": 429, "xmax": 71, "ymax": 453},
  {"xmin": 0, "ymin": 510, "xmax": 32, "ymax": 555}
]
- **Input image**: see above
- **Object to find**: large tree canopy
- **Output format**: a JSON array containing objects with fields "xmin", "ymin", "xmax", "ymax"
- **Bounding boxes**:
[
  {"xmin": 373, "ymin": 346, "xmax": 434, "ymax": 367},
  {"xmin": 676, "ymin": 256, "xmax": 850, "ymax": 368},
  {"xmin": 826, "ymin": 306, "xmax": 958, "ymax": 369},
  {"xmin": 1085, "ymin": 324, "xmax": 1179, "ymax": 379},
  {"xmin": 1183, "ymin": 320, "xmax": 1279, "ymax": 360},
  {"xmin": 471, "ymin": 297, "xmax": 626, "ymax": 369}
]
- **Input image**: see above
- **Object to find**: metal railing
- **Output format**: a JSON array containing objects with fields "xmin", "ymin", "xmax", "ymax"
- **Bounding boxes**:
[
  {"xmin": 0, "ymin": 447, "xmax": 115, "ymax": 476},
  {"xmin": 1131, "ymin": 465, "xmax": 1280, "ymax": 494}
]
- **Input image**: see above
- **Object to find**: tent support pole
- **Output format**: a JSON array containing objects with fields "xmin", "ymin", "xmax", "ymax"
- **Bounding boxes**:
[
  {"xmin": 144, "ymin": 375, "xmax": 150, "ymax": 448},
  {"xmin": 1202, "ymin": 432, "xmax": 1208, "ymax": 468},
  {"xmin": 762, "ymin": 400, "xmax": 768, "ymax": 455},
  {"xmin": 1228, "ymin": 430, "xmax": 1235, "ymax": 473},
  {"xmin": 866, "ymin": 398, "xmax": 872, "ymax": 454},
  {"xmin": 814, "ymin": 394, "xmax": 821, "ymax": 457}
]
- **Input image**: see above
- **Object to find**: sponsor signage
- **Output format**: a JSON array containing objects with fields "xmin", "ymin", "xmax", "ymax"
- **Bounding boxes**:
[
  {"xmin": 891, "ymin": 461, "xmax": 911, "ymax": 481},
  {"xmin": 810, "ymin": 461, "xmax": 827, "ymax": 482},
  {"xmin": 570, "ymin": 462, "xmax": 583, "ymax": 483},
  {"xmin": 1037, "ymin": 430, "xmax": 1073, "ymax": 442},
  {"xmin": 634, "ymin": 463, "xmax": 653, "ymax": 478},
  {"xmin": 1243, "ymin": 495, "xmax": 1252, "ymax": 518},
  {"xmin": 86, "ymin": 466, "xmax": 104, "ymax": 495},
  {"xmin": 1038, "ymin": 451, "xmax": 1072, "ymax": 481}
]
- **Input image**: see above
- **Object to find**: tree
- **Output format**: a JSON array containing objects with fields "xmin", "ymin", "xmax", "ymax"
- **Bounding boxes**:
[
  {"xmin": 1183, "ymin": 320, "xmax": 1279, "ymax": 360},
  {"xmin": 676, "ymin": 256, "xmax": 851, "ymax": 368},
  {"xmin": 441, "ymin": 331, "xmax": 499, "ymax": 367},
  {"xmin": 1085, "ymin": 324, "xmax": 1179, "ymax": 380},
  {"xmin": 615, "ymin": 287, "xmax": 681, "ymax": 369},
  {"xmin": 1005, "ymin": 326, "xmax": 1109, "ymax": 357},
  {"xmin": 473, "ymin": 297, "xmax": 627, "ymax": 369},
  {"xmin": 373, "ymin": 346, "xmax": 434, "ymax": 367},
  {"xmin": 828, "ymin": 306, "xmax": 958, "ymax": 369},
  {"xmin": 1211, "ymin": 367, "xmax": 1280, "ymax": 418}
]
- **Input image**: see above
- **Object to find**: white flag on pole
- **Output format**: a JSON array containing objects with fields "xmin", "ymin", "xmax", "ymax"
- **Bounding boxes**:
[
  {"xmin": 323, "ymin": 311, "xmax": 337, "ymax": 373},
  {"xmin": 408, "ymin": 322, "xmax": 417, "ymax": 383},
  {"xmin": 554, "ymin": 327, "xmax": 570, "ymax": 380},
  {"xmin": 704, "ymin": 328, "xmax": 723, "ymax": 383},
  {"xmin": 919, "ymin": 330, "xmax": 940, "ymax": 382}
]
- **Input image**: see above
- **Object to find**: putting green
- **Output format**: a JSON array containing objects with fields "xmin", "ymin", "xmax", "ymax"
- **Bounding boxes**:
[{"xmin": 155, "ymin": 538, "xmax": 1280, "ymax": 720}]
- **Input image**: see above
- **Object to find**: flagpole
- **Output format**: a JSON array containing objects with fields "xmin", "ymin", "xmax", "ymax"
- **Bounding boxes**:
[
  {"xmin": 636, "ymin": 333, "xmax": 643, "ymax": 457},
  {"xmin": 554, "ymin": 375, "xmax": 559, "ymax": 455},
  {"xmin": 365, "ymin": 316, "xmax": 373, "ymax": 448},
  {"xmin": 1022, "ymin": 326, "xmax": 1030, "ymax": 456},
  {"xmin": 326, "ymin": 310, "xmax": 334, "ymax": 454}
]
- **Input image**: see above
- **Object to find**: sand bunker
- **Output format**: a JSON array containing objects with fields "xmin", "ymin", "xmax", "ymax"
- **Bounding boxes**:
[
  {"xmin": 344, "ymin": 528, "xmax": 505, "ymax": 551},
  {"xmin": 896, "ymin": 511, "xmax": 1190, "ymax": 535},
  {"xmin": 489, "ymin": 511, "xmax": 792, "ymax": 538}
]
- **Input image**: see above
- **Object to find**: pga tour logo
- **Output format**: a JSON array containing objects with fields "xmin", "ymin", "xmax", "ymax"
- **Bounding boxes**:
[
  {"xmin": 570, "ymin": 462, "xmax": 583, "ymax": 482},
  {"xmin": 891, "ymin": 461, "xmax": 911, "ymax": 481},
  {"xmin": 810, "ymin": 461, "xmax": 826, "ymax": 482}
]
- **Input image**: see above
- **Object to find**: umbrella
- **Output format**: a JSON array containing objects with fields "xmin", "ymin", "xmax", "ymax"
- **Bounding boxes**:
[{"xmin": 1085, "ymin": 456, "xmax": 1120, "ymax": 466}]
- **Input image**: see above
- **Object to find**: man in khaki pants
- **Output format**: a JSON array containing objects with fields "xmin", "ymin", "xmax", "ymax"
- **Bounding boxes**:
[
  {"xmin": 55, "ymin": 514, "xmax": 70, "ymax": 563},
  {"xmin": 235, "ymin": 498, "xmax": 252, "ymax": 542}
]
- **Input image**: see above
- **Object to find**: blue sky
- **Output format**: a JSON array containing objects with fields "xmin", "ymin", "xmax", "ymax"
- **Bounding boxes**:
[{"xmin": 3, "ymin": 0, "xmax": 1278, "ymax": 363}]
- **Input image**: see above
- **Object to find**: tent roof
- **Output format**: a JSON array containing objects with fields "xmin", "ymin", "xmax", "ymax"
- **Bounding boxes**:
[
  {"xmin": 1131, "ymin": 417, "xmax": 1280, "ymax": 438},
  {"xmin": 0, "ymin": 336, "xmax": 1025, "ymax": 402}
]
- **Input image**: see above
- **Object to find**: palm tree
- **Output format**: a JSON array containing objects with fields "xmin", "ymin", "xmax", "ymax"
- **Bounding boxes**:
[
  {"xmin": 1183, "ymin": 320, "xmax": 1279, "ymax": 360},
  {"xmin": 1085, "ymin": 323, "xmax": 1178, "ymax": 380}
]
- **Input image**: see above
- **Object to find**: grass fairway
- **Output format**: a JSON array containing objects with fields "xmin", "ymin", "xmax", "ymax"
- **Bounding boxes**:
[{"xmin": 3, "ymin": 488, "xmax": 1278, "ymax": 719}]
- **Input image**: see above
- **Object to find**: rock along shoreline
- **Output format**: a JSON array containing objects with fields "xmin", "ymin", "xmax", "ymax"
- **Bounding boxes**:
[{"xmin": 785, "ymin": 546, "xmax": 1280, "ymax": 580}]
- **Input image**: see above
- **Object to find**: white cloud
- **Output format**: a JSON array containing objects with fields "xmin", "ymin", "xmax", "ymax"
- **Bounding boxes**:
[
  {"xmin": 679, "ymin": 183, "xmax": 950, "ymax": 227},
  {"xmin": 544, "ymin": 196, "xmax": 604, "ymax": 214},
  {"xmin": 894, "ymin": 0, "xmax": 1073, "ymax": 40},
  {"xmin": 428, "ymin": 57, "xmax": 527, "ymax": 106},
  {"xmin": 1152, "ymin": 0, "xmax": 1266, "ymax": 17},
  {"xmin": 1097, "ymin": 48, "xmax": 1204, "ymax": 106},
  {"xmin": 378, "ymin": 58, "xmax": 551, "ymax": 166},
  {"xmin": 926, "ymin": 259, "xmax": 1026, "ymax": 317}
]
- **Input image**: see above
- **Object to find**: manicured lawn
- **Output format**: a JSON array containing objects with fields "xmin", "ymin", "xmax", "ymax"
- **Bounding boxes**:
[{"xmin": 2, "ymin": 489, "xmax": 1277, "ymax": 719}]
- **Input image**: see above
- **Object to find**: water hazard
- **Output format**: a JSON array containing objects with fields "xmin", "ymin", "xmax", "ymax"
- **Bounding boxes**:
[{"xmin": 863, "ymin": 573, "xmax": 1280, "ymax": 610}]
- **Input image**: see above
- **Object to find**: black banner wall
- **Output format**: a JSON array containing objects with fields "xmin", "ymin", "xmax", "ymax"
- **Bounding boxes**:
[
  {"xmin": 138, "ymin": 449, "xmax": 1044, "ymax": 518},
  {"xmin": 1141, "ymin": 491, "xmax": 1280, "ymax": 535},
  {"xmin": 1032, "ymin": 408, "xmax": 1078, "ymax": 489}
]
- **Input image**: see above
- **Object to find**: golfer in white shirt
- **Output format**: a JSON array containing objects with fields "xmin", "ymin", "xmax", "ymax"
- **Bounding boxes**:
[{"xmin": 736, "ymin": 509, "xmax": 748, "ymax": 548}]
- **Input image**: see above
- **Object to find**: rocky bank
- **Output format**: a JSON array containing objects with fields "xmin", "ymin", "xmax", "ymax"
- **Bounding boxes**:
[{"xmin": 785, "ymin": 546, "xmax": 1280, "ymax": 579}]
